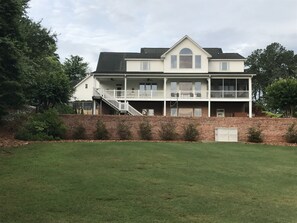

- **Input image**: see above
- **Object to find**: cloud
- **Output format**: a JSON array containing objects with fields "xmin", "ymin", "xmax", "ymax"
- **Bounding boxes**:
[{"xmin": 28, "ymin": 0, "xmax": 297, "ymax": 71}]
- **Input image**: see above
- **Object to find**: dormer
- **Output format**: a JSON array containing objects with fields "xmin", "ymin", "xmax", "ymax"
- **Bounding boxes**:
[{"xmin": 162, "ymin": 35, "xmax": 212, "ymax": 73}]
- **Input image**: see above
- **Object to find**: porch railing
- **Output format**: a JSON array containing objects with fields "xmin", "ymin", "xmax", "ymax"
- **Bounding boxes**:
[
  {"xmin": 96, "ymin": 89, "xmax": 249, "ymax": 100},
  {"xmin": 210, "ymin": 91, "xmax": 249, "ymax": 98},
  {"xmin": 95, "ymin": 88, "xmax": 142, "ymax": 116}
]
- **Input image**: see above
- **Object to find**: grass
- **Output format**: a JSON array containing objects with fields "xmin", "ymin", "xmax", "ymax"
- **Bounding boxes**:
[{"xmin": 0, "ymin": 142, "xmax": 297, "ymax": 223}]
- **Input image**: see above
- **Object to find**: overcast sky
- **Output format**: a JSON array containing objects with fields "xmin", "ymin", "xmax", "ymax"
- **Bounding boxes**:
[{"xmin": 27, "ymin": 0, "xmax": 297, "ymax": 71}]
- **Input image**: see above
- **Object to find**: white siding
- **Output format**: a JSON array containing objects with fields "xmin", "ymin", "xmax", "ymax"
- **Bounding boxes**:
[
  {"xmin": 163, "ymin": 38, "xmax": 209, "ymax": 73},
  {"xmin": 126, "ymin": 60, "xmax": 163, "ymax": 72},
  {"xmin": 71, "ymin": 75, "xmax": 95, "ymax": 101},
  {"xmin": 209, "ymin": 60, "xmax": 245, "ymax": 72}
]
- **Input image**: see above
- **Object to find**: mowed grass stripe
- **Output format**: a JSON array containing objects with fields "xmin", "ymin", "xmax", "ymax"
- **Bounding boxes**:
[{"xmin": 1, "ymin": 142, "xmax": 297, "ymax": 223}]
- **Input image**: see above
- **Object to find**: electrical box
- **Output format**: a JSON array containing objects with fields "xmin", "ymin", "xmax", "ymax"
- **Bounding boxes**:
[{"xmin": 215, "ymin": 128, "xmax": 238, "ymax": 142}]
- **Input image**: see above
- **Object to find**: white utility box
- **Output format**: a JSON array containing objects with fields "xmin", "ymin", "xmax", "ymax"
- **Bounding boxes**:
[{"xmin": 215, "ymin": 127, "xmax": 238, "ymax": 142}]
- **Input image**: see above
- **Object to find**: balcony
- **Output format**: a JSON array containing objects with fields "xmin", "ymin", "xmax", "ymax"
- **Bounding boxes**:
[{"xmin": 97, "ymin": 89, "xmax": 249, "ymax": 100}]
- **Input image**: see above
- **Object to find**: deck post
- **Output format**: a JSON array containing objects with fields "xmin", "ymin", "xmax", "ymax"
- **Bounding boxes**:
[
  {"xmin": 208, "ymin": 77, "xmax": 211, "ymax": 117},
  {"xmin": 249, "ymin": 77, "xmax": 253, "ymax": 118},
  {"xmin": 163, "ymin": 78, "xmax": 167, "ymax": 116}
]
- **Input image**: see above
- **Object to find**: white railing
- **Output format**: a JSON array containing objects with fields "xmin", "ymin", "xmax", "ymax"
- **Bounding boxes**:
[
  {"xmin": 95, "ymin": 88, "xmax": 142, "ymax": 116},
  {"xmin": 167, "ymin": 91, "xmax": 208, "ymax": 99},
  {"xmin": 96, "ymin": 88, "xmax": 249, "ymax": 100},
  {"xmin": 211, "ymin": 91, "xmax": 249, "ymax": 98}
]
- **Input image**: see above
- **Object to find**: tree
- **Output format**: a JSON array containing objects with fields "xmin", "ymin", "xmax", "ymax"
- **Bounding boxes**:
[
  {"xmin": 29, "ymin": 56, "xmax": 72, "ymax": 111},
  {"xmin": 246, "ymin": 43, "xmax": 297, "ymax": 100},
  {"xmin": 265, "ymin": 78, "xmax": 297, "ymax": 117},
  {"xmin": 0, "ymin": 0, "xmax": 28, "ymax": 118},
  {"xmin": 63, "ymin": 55, "xmax": 89, "ymax": 86}
]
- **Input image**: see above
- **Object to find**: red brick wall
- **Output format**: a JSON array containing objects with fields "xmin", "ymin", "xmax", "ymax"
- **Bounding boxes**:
[{"xmin": 60, "ymin": 115, "xmax": 296, "ymax": 143}]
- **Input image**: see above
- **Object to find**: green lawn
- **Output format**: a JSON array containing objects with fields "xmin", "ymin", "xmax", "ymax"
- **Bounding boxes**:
[{"xmin": 1, "ymin": 142, "xmax": 297, "ymax": 223}]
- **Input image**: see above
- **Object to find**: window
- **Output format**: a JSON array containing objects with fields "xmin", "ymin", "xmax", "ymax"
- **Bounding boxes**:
[
  {"xmin": 221, "ymin": 62, "xmax": 229, "ymax": 71},
  {"xmin": 141, "ymin": 61, "xmax": 150, "ymax": 71},
  {"xmin": 194, "ymin": 108, "xmax": 202, "ymax": 117},
  {"xmin": 179, "ymin": 48, "xmax": 192, "ymax": 68},
  {"xmin": 179, "ymin": 108, "xmax": 193, "ymax": 117},
  {"xmin": 179, "ymin": 82, "xmax": 193, "ymax": 97},
  {"xmin": 195, "ymin": 55, "xmax": 201, "ymax": 69},
  {"xmin": 195, "ymin": 82, "xmax": 201, "ymax": 97},
  {"xmin": 139, "ymin": 83, "xmax": 157, "ymax": 96},
  {"xmin": 170, "ymin": 82, "xmax": 177, "ymax": 97},
  {"xmin": 171, "ymin": 55, "xmax": 177, "ymax": 68},
  {"xmin": 85, "ymin": 84, "xmax": 88, "ymax": 89}
]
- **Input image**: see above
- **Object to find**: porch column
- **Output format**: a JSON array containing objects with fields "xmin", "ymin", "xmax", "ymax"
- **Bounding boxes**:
[
  {"xmin": 163, "ymin": 78, "xmax": 167, "ymax": 116},
  {"xmin": 92, "ymin": 100, "xmax": 96, "ymax": 115},
  {"xmin": 248, "ymin": 77, "xmax": 253, "ymax": 118},
  {"xmin": 124, "ymin": 75, "xmax": 127, "ymax": 103},
  {"xmin": 208, "ymin": 77, "xmax": 211, "ymax": 117}
]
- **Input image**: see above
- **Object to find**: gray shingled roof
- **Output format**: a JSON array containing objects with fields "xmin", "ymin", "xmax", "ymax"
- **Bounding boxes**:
[{"xmin": 95, "ymin": 47, "xmax": 245, "ymax": 73}]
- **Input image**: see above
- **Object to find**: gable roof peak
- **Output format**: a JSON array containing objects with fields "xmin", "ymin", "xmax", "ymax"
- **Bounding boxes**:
[{"xmin": 161, "ymin": 35, "xmax": 212, "ymax": 58}]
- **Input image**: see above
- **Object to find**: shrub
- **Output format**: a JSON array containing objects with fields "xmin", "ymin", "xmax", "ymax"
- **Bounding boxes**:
[
  {"xmin": 54, "ymin": 104, "xmax": 76, "ymax": 114},
  {"xmin": 285, "ymin": 123, "xmax": 297, "ymax": 143},
  {"xmin": 117, "ymin": 120, "xmax": 132, "ymax": 140},
  {"xmin": 94, "ymin": 120, "xmax": 109, "ymax": 140},
  {"xmin": 247, "ymin": 126, "xmax": 263, "ymax": 143},
  {"xmin": 139, "ymin": 120, "xmax": 152, "ymax": 140},
  {"xmin": 72, "ymin": 124, "xmax": 86, "ymax": 139},
  {"xmin": 183, "ymin": 123, "xmax": 199, "ymax": 141},
  {"xmin": 159, "ymin": 121, "xmax": 177, "ymax": 141},
  {"xmin": 15, "ymin": 109, "xmax": 66, "ymax": 141}
]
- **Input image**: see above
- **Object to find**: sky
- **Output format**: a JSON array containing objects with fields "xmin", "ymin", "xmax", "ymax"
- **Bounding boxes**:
[{"xmin": 27, "ymin": 0, "xmax": 297, "ymax": 71}]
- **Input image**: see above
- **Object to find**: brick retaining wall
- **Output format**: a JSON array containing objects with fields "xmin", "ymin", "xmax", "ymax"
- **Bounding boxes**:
[{"xmin": 60, "ymin": 115, "xmax": 296, "ymax": 143}]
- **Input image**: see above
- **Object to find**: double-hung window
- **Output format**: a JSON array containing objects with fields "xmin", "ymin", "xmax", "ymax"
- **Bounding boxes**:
[
  {"xmin": 140, "ymin": 61, "xmax": 150, "ymax": 71},
  {"xmin": 221, "ymin": 62, "xmax": 229, "ymax": 71},
  {"xmin": 195, "ymin": 55, "xmax": 201, "ymax": 69}
]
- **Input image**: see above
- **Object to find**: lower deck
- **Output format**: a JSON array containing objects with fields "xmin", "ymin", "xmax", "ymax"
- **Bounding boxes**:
[{"xmin": 75, "ymin": 100, "xmax": 250, "ymax": 118}]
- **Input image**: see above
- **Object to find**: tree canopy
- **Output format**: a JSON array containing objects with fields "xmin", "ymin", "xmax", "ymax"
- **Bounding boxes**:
[
  {"xmin": 246, "ymin": 43, "xmax": 297, "ymax": 100},
  {"xmin": 266, "ymin": 78, "xmax": 297, "ymax": 117},
  {"xmin": 63, "ymin": 55, "xmax": 89, "ymax": 86},
  {"xmin": 0, "ymin": 0, "xmax": 28, "ymax": 118},
  {"xmin": 0, "ymin": 0, "xmax": 73, "ymax": 118}
]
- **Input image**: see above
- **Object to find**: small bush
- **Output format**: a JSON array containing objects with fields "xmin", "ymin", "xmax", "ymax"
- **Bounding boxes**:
[
  {"xmin": 159, "ymin": 121, "xmax": 177, "ymax": 141},
  {"xmin": 247, "ymin": 126, "xmax": 263, "ymax": 143},
  {"xmin": 54, "ymin": 104, "xmax": 76, "ymax": 114},
  {"xmin": 117, "ymin": 120, "xmax": 132, "ymax": 140},
  {"xmin": 183, "ymin": 123, "xmax": 199, "ymax": 141},
  {"xmin": 15, "ymin": 109, "xmax": 66, "ymax": 141},
  {"xmin": 285, "ymin": 123, "xmax": 297, "ymax": 143},
  {"xmin": 94, "ymin": 120, "xmax": 109, "ymax": 140},
  {"xmin": 139, "ymin": 120, "xmax": 152, "ymax": 140},
  {"xmin": 72, "ymin": 124, "xmax": 86, "ymax": 139}
]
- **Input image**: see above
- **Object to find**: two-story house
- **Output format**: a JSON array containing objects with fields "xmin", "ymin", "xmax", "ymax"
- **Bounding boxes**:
[{"xmin": 73, "ymin": 35, "xmax": 255, "ymax": 117}]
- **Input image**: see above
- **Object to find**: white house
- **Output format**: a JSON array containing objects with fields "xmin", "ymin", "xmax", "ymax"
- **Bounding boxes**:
[{"xmin": 72, "ymin": 35, "xmax": 255, "ymax": 117}]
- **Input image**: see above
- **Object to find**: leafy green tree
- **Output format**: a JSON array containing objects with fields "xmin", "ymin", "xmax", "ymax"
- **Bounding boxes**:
[
  {"xmin": 246, "ymin": 43, "xmax": 297, "ymax": 100},
  {"xmin": 0, "ymin": 0, "xmax": 28, "ymax": 118},
  {"xmin": 63, "ymin": 55, "xmax": 89, "ymax": 86},
  {"xmin": 265, "ymin": 78, "xmax": 297, "ymax": 117},
  {"xmin": 29, "ymin": 56, "xmax": 72, "ymax": 111}
]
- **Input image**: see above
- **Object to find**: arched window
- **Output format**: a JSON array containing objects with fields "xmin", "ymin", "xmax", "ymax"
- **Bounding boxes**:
[{"xmin": 180, "ymin": 48, "xmax": 192, "ymax": 68}]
